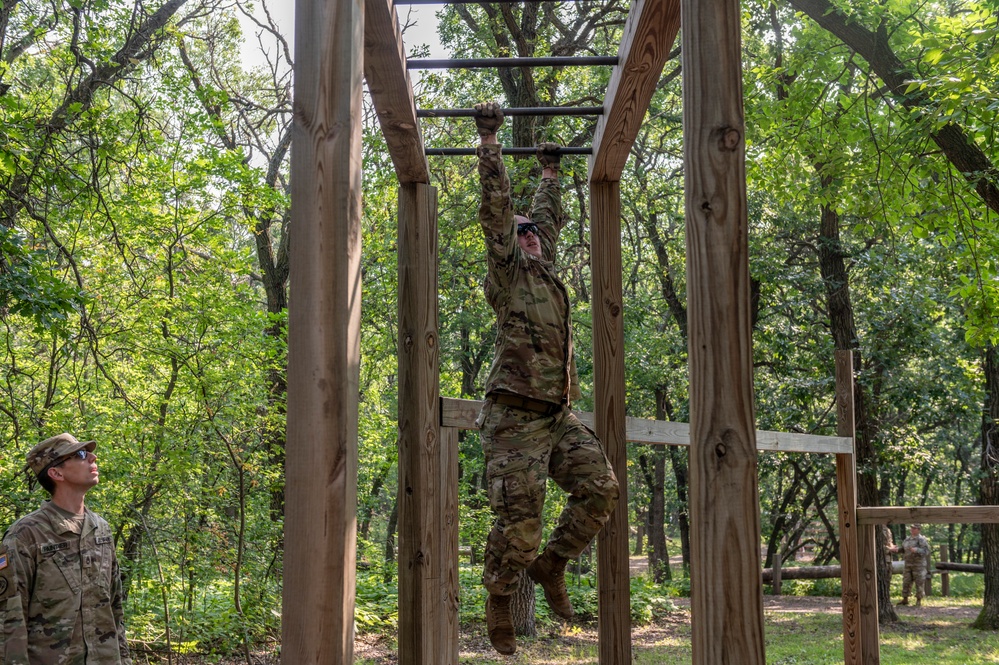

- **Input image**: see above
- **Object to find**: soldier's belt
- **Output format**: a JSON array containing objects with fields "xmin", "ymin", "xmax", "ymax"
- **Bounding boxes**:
[{"xmin": 490, "ymin": 392, "xmax": 564, "ymax": 416}]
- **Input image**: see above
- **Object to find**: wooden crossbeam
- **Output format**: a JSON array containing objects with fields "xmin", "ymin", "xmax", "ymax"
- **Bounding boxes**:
[
  {"xmin": 857, "ymin": 506, "xmax": 999, "ymax": 524},
  {"xmin": 440, "ymin": 397, "xmax": 852, "ymax": 454},
  {"xmin": 589, "ymin": 0, "xmax": 681, "ymax": 183},
  {"xmin": 364, "ymin": 0, "xmax": 430, "ymax": 184}
]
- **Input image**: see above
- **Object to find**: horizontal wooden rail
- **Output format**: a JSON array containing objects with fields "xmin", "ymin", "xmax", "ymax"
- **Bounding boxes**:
[
  {"xmin": 418, "ymin": 106, "xmax": 604, "ymax": 118},
  {"xmin": 440, "ymin": 397, "xmax": 852, "ymax": 454},
  {"xmin": 856, "ymin": 506, "xmax": 999, "ymax": 525},
  {"xmin": 935, "ymin": 562, "xmax": 985, "ymax": 573},
  {"xmin": 408, "ymin": 56, "xmax": 618, "ymax": 69}
]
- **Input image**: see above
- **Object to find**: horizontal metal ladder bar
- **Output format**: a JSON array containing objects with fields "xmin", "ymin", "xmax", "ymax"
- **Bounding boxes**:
[
  {"xmin": 396, "ymin": 0, "xmax": 586, "ymax": 3},
  {"xmin": 408, "ymin": 56, "xmax": 617, "ymax": 69},
  {"xmin": 425, "ymin": 146, "xmax": 592, "ymax": 156},
  {"xmin": 417, "ymin": 106, "xmax": 603, "ymax": 118}
]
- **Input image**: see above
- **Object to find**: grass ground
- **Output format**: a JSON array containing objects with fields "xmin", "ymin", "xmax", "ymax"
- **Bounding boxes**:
[{"xmin": 354, "ymin": 595, "xmax": 999, "ymax": 664}]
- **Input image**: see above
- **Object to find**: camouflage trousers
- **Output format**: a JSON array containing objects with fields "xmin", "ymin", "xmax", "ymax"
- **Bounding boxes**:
[
  {"xmin": 902, "ymin": 564, "xmax": 927, "ymax": 600},
  {"xmin": 478, "ymin": 399, "xmax": 619, "ymax": 596}
]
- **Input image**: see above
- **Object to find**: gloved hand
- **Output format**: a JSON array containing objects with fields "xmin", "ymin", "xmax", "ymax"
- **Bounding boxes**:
[
  {"xmin": 537, "ymin": 142, "xmax": 562, "ymax": 169},
  {"xmin": 474, "ymin": 102, "xmax": 504, "ymax": 137}
]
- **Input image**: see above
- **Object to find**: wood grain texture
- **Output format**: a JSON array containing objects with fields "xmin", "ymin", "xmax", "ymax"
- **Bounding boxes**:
[
  {"xmin": 857, "ymin": 506, "xmax": 999, "ymax": 524},
  {"xmin": 681, "ymin": 0, "xmax": 766, "ymax": 661},
  {"xmin": 440, "ymin": 426, "xmax": 460, "ymax": 665},
  {"xmin": 834, "ymin": 351, "xmax": 862, "ymax": 665},
  {"xmin": 439, "ymin": 397, "xmax": 851, "ymax": 452},
  {"xmin": 590, "ymin": 182, "xmax": 633, "ymax": 665},
  {"xmin": 283, "ymin": 0, "xmax": 364, "ymax": 662},
  {"xmin": 589, "ymin": 0, "xmax": 681, "ymax": 183},
  {"xmin": 363, "ymin": 0, "xmax": 430, "ymax": 184},
  {"xmin": 397, "ymin": 183, "xmax": 442, "ymax": 665}
]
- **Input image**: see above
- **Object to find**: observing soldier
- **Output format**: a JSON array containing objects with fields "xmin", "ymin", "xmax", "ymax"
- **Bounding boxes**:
[
  {"xmin": 882, "ymin": 524, "xmax": 896, "ymax": 568},
  {"xmin": 0, "ymin": 433, "xmax": 132, "ymax": 664},
  {"xmin": 473, "ymin": 101, "xmax": 620, "ymax": 656},
  {"xmin": 893, "ymin": 523, "xmax": 930, "ymax": 607}
]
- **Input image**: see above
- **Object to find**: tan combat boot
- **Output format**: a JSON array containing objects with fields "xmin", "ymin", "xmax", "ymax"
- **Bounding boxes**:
[
  {"xmin": 527, "ymin": 549, "xmax": 574, "ymax": 620},
  {"xmin": 486, "ymin": 594, "xmax": 516, "ymax": 655},
  {"xmin": 915, "ymin": 597, "xmax": 922, "ymax": 608}
]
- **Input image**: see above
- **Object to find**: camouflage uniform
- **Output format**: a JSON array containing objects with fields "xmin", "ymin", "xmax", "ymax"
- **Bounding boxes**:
[
  {"xmin": 1, "ymin": 500, "xmax": 132, "ymax": 664},
  {"xmin": 900, "ymin": 531, "xmax": 930, "ymax": 602},
  {"xmin": 476, "ymin": 143, "xmax": 619, "ymax": 596},
  {"xmin": 881, "ymin": 524, "xmax": 895, "ymax": 567}
]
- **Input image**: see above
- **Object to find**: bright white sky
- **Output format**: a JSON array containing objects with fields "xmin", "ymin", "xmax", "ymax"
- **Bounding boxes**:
[{"xmin": 239, "ymin": 1, "xmax": 448, "ymax": 68}]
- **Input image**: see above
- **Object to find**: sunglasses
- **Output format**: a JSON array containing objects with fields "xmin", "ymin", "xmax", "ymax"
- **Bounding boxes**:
[
  {"xmin": 58, "ymin": 449, "xmax": 90, "ymax": 465},
  {"xmin": 517, "ymin": 222, "xmax": 539, "ymax": 237}
]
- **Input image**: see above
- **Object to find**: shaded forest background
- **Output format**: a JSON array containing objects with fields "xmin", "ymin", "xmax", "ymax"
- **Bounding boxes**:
[{"xmin": 1, "ymin": 0, "xmax": 998, "ymax": 656}]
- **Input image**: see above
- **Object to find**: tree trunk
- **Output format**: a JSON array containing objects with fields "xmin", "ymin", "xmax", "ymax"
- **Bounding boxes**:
[
  {"xmin": 816, "ymin": 185, "xmax": 898, "ymax": 623},
  {"xmin": 510, "ymin": 571, "xmax": 537, "ymax": 637},
  {"xmin": 973, "ymin": 344, "xmax": 999, "ymax": 629},
  {"xmin": 384, "ymin": 498, "xmax": 398, "ymax": 583},
  {"xmin": 646, "ymin": 390, "xmax": 671, "ymax": 582}
]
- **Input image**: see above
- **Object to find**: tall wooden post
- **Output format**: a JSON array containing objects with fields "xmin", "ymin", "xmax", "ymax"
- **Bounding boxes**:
[
  {"xmin": 397, "ymin": 183, "xmax": 446, "ymax": 664},
  {"xmin": 283, "ymin": 0, "xmax": 363, "ymax": 662},
  {"xmin": 682, "ymin": 0, "xmax": 765, "ymax": 663},
  {"xmin": 835, "ymin": 350, "xmax": 863, "ymax": 664},
  {"xmin": 591, "ymin": 181, "xmax": 632, "ymax": 665}
]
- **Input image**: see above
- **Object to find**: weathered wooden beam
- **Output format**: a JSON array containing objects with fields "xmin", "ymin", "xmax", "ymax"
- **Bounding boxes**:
[
  {"xmin": 590, "ymin": 181, "xmax": 632, "ymax": 665},
  {"xmin": 935, "ymin": 561, "xmax": 986, "ymax": 573},
  {"xmin": 397, "ymin": 183, "xmax": 444, "ymax": 665},
  {"xmin": 283, "ymin": 0, "xmax": 363, "ymax": 662},
  {"xmin": 834, "ymin": 351, "xmax": 863, "ymax": 665},
  {"xmin": 364, "ymin": 0, "xmax": 430, "ymax": 184},
  {"xmin": 439, "ymin": 397, "xmax": 852, "ymax": 453},
  {"xmin": 682, "ymin": 0, "xmax": 765, "ymax": 661},
  {"xmin": 589, "ymin": 0, "xmax": 681, "ymax": 183},
  {"xmin": 857, "ymin": 506, "xmax": 999, "ymax": 524}
]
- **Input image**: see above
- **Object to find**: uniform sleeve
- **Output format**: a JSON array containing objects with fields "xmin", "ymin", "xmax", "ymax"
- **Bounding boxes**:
[
  {"xmin": 477, "ymin": 143, "xmax": 517, "ymax": 290},
  {"xmin": 528, "ymin": 175, "xmax": 564, "ymax": 263},
  {"xmin": 0, "ymin": 539, "xmax": 32, "ymax": 665},
  {"xmin": 110, "ymin": 552, "xmax": 132, "ymax": 665}
]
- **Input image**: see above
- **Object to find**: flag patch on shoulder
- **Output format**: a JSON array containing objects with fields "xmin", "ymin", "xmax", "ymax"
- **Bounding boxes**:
[{"xmin": 0, "ymin": 553, "xmax": 7, "ymax": 570}]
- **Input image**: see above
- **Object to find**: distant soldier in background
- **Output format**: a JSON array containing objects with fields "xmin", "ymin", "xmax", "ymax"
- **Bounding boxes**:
[
  {"xmin": 882, "ymin": 524, "xmax": 896, "ymax": 568},
  {"xmin": 1, "ymin": 433, "xmax": 132, "ymax": 664},
  {"xmin": 893, "ymin": 523, "xmax": 930, "ymax": 607}
]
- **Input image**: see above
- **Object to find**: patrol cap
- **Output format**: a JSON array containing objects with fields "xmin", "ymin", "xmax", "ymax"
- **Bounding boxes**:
[
  {"xmin": 26, "ymin": 433, "xmax": 96, "ymax": 476},
  {"xmin": 910, "ymin": 523, "xmax": 921, "ymax": 530}
]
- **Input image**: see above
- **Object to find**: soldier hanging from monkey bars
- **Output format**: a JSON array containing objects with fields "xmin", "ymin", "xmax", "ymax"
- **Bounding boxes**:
[{"xmin": 472, "ymin": 101, "xmax": 620, "ymax": 656}]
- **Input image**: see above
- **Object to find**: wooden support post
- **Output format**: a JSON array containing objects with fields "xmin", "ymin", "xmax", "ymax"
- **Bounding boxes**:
[
  {"xmin": 398, "ymin": 183, "xmax": 445, "ymax": 665},
  {"xmin": 682, "ymin": 0, "xmax": 765, "ymax": 662},
  {"xmin": 940, "ymin": 545, "xmax": 950, "ymax": 597},
  {"xmin": 440, "ymin": 425, "xmax": 460, "ymax": 663},
  {"xmin": 590, "ymin": 181, "xmax": 632, "ymax": 665},
  {"xmin": 835, "ymin": 351, "xmax": 862, "ymax": 665},
  {"xmin": 858, "ymin": 529, "xmax": 879, "ymax": 663},
  {"xmin": 283, "ymin": 0, "xmax": 363, "ymax": 662}
]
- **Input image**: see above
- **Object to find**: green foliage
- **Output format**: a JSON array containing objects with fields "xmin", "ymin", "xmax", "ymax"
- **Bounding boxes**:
[{"xmin": 2, "ymin": 0, "xmax": 999, "ymax": 660}]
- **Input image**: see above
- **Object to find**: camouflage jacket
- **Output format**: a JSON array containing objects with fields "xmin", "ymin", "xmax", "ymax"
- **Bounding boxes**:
[
  {"xmin": 900, "ymin": 533, "xmax": 930, "ymax": 567},
  {"xmin": 1, "ymin": 500, "xmax": 132, "ymax": 665},
  {"xmin": 477, "ymin": 143, "xmax": 581, "ymax": 405},
  {"xmin": 881, "ymin": 525, "xmax": 895, "ymax": 564}
]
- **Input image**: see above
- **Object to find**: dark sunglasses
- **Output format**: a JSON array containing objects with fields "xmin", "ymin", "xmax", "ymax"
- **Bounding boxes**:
[
  {"xmin": 517, "ymin": 222, "xmax": 539, "ymax": 237},
  {"xmin": 58, "ymin": 449, "xmax": 90, "ymax": 464}
]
